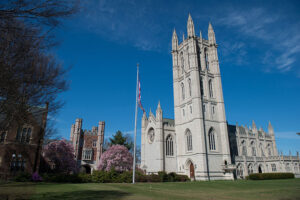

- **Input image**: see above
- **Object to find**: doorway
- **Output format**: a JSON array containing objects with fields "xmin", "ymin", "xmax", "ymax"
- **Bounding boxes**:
[{"xmin": 190, "ymin": 162, "xmax": 195, "ymax": 180}]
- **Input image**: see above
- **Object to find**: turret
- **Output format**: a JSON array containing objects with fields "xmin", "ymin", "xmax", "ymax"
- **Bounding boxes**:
[
  {"xmin": 172, "ymin": 29, "xmax": 178, "ymax": 51},
  {"xmin": 187, "ymin": 14, "xmax": 195, "ymax": 38},
  {"xmin": 156, "ymin": 101, "xmax": 162, "ymax": 121},
  {"xmin": 268, "ymin": 121, "xmax": 274, "ymax": 135},
  {"xmin": 142, "ymin": 111, "xmax": 148, "ymax": 128},
  {"xmin": 208, "ymin": 22, "xmax": 216, "ymax": 45},
  {"xmin": 96, "ymin": 121, "xmax": 105, "ymax": 165},
  {"xmin": 70, "ymin": 124, "xmax": 75, "ymax": 141}
]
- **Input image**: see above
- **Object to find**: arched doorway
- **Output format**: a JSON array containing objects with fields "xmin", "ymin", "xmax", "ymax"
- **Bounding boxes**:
[
  {"xmin": 258, "ymin": 165, "xmax": 262, "ymax": 173},
  {"xmin": 81, "ymin": 165, "xmax": 91, "ymax": 174},
  {"xmin": 190, "ymin": 162, "xmax": 195, "ymax": 180}
]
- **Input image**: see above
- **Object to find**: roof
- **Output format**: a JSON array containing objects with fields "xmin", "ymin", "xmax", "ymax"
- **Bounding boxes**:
[{"xmin": 163, "ymin": 118, "xmax": 174, "ymax": 126}]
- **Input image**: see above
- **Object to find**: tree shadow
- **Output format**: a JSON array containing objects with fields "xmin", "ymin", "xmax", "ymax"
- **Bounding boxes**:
[{"xmin": 33, "ymin": 190, "xmax": 130, "ymax": 200}]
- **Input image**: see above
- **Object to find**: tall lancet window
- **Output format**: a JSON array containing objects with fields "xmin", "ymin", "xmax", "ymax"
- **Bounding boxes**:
[
  {"xmin": 188, "ymin": 78, "xmax": 192, "ymax": 96},
  {"xmin": 181, "ymin": 82, "xmax": 185, "ymax": 100},
  {"xmin": 242, "ymin": 140, "xmax": 247, "ymax": 156},
  {"xmin": 166, "ymin": 135, "xmax": 174, "ymax": 156},
  {"xmin": 208, "ymin": 129, "xmax": 216, "ymax": 150},
  {"xmin": 200, "ymin": 77, "xmax": 204, "ymax": 96},
  {"xmin": 186, "ymin": 129, "xmax": 192, "ymax": 151},
  {"xmin": 209, "ymin": 80, "xmax": 213, "ymax": 98},
  {"xmin": 187, "ymin": 46, "xmax": 190, "ymax": 69},
  {"xmin": 180, "ymin": 52, "xmax": 184, "ymax": 74},
  {"xmin": 205, "ymin": 48, "xmax": 209, "ymax": 70}
]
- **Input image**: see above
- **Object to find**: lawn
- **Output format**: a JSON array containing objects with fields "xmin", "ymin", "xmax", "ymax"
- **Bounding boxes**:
[{"xmin": 0, "ymin": 179, "xmax": 300, "ymax": 200}]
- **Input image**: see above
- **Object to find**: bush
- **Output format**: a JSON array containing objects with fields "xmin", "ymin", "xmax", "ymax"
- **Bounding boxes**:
[
  {"xmin": 174, "ymin": 174, "xmax": 190, "ymax": 182},
  {"xmin": 119, "ymin": 171, "xmax": 132, "ymax": 183},
  {"xmin": 92, "ymin": 170, "xmax": 110, "ymax": 183},
  {"xmin": 167, "ymin": 172, "xmax": 177, "ymax": 182},
  {"xmin": 78, "ymin": 173, "xmax": 92, "ymax": 183},
  {"xmin": 247, "ymin": 173, "xmax": 295, "ymax": 180},
  {"xmin": 41, "ymin": 173, "xmax": 82, "ymax": 183},
  {"xmin": 148, "ymin": 174, "xmax": 161, "ymax": 182},
  {"xmin": 14, "ymin": 172, "xmax": 31, "ymax": 182},
  {"xmin": 158, "ymin": 171, "xmax": 168, "ymax": 182}
]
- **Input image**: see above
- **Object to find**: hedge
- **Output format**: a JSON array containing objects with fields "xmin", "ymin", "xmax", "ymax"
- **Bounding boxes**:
[{"xmin": 247, "ymin": 173, "xmax": 295, "ymax": 180}]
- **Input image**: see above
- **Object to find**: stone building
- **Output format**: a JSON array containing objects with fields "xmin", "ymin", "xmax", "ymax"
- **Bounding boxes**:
[
  {"xmin": 70, "ymin": 118, "xmax": 105, "ymax": 173},
  {"xmin": 140, "ymin": 15, "xmax": 300, "ymax": 180},
  {"xmin": 0, "ymin": 104, "xmax": 48, "ymax": 179}
]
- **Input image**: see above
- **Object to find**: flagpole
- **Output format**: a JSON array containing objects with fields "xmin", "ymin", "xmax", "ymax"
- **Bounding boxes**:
[{"xmin": 132, "ymin": 63, "xmax": 139, "ymax": 184}]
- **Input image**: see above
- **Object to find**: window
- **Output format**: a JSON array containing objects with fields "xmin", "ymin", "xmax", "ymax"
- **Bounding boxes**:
[
  {"xmin": 260, "ymin": 144, "xmax": 264, "ymax": 156},
  {"xmin": 180, "ymin": 52, "xmax": 184, "ymax": 74},
  {"xmin": 267, "ymin": 144, "xmax": 272, "ymax": 156},
  {"xmin": 186, "ymin": 130, "xmax": 192, "ymax": 151},
  {"xmin": 166, "ymin": 135, "xmax": 174, "ymax": 156},
  {"xmin": 16, "ymin": 127, "xmax": 32, "ymax": 144},
  {"xmin": 187, "ymin": 46, "xmax": 190, "ymax": 69},
  {"xmin": 82, "ymin": 149, "xmax": 92, "ymax": 160},
  {"xmin": 208, "ymin": 129, "xmax": 216, "ymax": 150},
  {"xmin": 242, "ymin": 141, "xmax": 247, "ymax": 156},
  {"xmin": 10, "ymin": 154, "xmax": 26, "ymax": 172},
  {"xmin": 181, "ymin": 82, "xmax": 185, "ymax": 100},
  {"xmin": 248, "ymin": 164, "xmax": 253, "ymax": 175},
  {"xmin": 182, "ymin": 109, "xmax": 185, "ymax": 116},
  {"xmin": 205, "ymin": 48, "xmax": 209, "ymax": 70},
  {"xmin": 237, "ymin": 164, "xmax": 244, "ymax": 177},
  {"xmin": 209, "ymin": 80, "xmax": 213, "ymax": 98},
  {"xmin": 251, "ymin": 141, "xmax": 256, "ymax": 156},
  {"xmin": 200, "ymin": 78, "xmax": 204, "ymax": 96},
  {"xmin": 93, "ymin": 140, "xmax": 97, "ymax": 147},
  {"xmin": 0, "ymin": 131, "xmax": 6, "ymax": 143},
  {"xmin": 271, "ymin": 164, "xmax": 277, "ymax": 172},
  {"xmin": 188, "ymin": 78, "xmax": 192, "ymax": 96},
  {"xmin": 190, "ymin": 106, "xmax": 192, "ymax": 114}
]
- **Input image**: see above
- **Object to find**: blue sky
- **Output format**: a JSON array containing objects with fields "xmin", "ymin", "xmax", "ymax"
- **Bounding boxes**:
[{"xmin": 52, "ymin": 0, "xmax": 300, "ymax": 155}]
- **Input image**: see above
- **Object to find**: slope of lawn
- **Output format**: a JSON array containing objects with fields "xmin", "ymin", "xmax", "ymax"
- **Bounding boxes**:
[{"xmin": 0, "ymin": 179, "xmax": 300, "ymax": 200}]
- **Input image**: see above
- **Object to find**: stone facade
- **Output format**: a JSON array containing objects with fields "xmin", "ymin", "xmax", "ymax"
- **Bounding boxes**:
[
  {"xmin": 70, "ymin": 118, "xmax": 105, "ymax": 173},
  {"xmin": 140, "ymin": 15, "xmax": 300, "ymax": 180},
  {"xmin": 0, "ymin": 105, "xmax": 48, "ymax": 179}
]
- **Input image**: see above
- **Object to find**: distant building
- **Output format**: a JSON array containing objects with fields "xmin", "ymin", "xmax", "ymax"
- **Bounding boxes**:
[
  {"xmin": 70, "ymin": 118, "xmax": 105, "ymax": 173},
  {"xmin": 140, "ymin": 15, "xmax": 300, "ymax": 180},
  {"xmin": 0, "ymin": 104, "xmax": 48, "ymax": 179}
]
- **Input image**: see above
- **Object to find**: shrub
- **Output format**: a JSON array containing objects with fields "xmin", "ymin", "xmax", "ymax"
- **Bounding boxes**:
[
  {"xmin": 158, "ymin": 171, "xmax": 168, "ymax": 182},
  {"xmin": 119, "ymin": 171, "xmax": 132, "ymax": 183},
  {"xmin": 248, "ymin": 173, "xmax": 295, "ymax": 180},
  {"xmin": 41, "ymin": 173, "xmax": 82, "ymax": 183},
  {"xmin": 167, "ymin": 172, "xmax": 177, "ymax": 182},
  {"xmin": 32, "ymin": 172, "xmax": 42, "ymax": 182},
  {"xmin": 78, "ymin": 173, "xmax": 92, "ymax": 183},
  {"xmin": 148, "ymin": 174, "xmax": 161, "ymax": 182},
  {"xmin": 174, "ymin": 174, "xmax": 190, "ymax": 182},
  {"xmin": 14, "ymin": 172, "xmax": 31, "ymax": 182},
  {"xmin": 92, "ymin": 170, "xmax": 110, "ymax": 183}
]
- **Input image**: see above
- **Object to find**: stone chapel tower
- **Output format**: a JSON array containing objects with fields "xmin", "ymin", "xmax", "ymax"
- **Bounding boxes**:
[{"xmin": 171, "ymin": 15, "xmax": 233, "ymax": 180}]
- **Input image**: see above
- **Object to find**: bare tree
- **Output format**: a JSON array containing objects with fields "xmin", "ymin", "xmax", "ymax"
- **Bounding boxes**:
[{"xmin": 0, "ymin": 0, "xmax": 79, "ymax": 131}]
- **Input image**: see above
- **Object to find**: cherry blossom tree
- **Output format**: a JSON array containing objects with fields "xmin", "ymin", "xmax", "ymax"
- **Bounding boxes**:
[
  {"xmin": 42, "ymin": 139, "xmax": 78, "ymax": 173},
  {"xmin": 98, "ymin": 145, "xmax": 133, "ymax": 172}
]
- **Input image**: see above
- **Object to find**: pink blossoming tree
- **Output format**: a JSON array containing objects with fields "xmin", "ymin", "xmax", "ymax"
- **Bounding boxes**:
[
  {"xmin": 43, "ymin": 139, "xmax": 78, "ymax": 173},
  {"xmin": 98, "ymin": 145, "xmax": 133, "ymax": 172}
]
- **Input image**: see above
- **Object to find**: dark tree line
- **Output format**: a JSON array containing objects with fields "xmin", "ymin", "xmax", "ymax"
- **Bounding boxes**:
[{"xmin": 0, "ymin": 0, "xmax": 79, "ymax": 132}]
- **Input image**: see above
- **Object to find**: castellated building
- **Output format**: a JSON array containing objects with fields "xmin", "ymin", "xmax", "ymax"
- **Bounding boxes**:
[
  {"xmin": 70, "ymin": 118, "xmax": 105, "ymax": 173},
  {"xmin": 140, "ymin": 15, "xmax": 300, "ymax": 180}
]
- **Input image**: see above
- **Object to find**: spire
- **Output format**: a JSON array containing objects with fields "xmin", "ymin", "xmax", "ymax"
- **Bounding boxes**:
[
  {"xmin": 252, "ymin": 120, "xmax": 257, "ymax": 130},
  {"xmin": 156, "ymin": 101, "xmax": 162, "ymax": 121},
  {"xmin": 182, "ymin": 33, "xmax": 185, "ymax": 42},
  {"xmin": 208, "ymin": 22, "xmax": 216, "ymax": 45},
  {"xmin": 199, "ymin": 30, "xmax": 202, "ymax": 40},
  {"xmin": 142, "ymin": 111, "xmax": 148, "ymax": 128},
  {"xmin": 157, "ymin": 101, "xmax": 161, "ymax": 111},
  {"xmin": 172, "ymin": 29, "xmax": 178, "ymax": 51},
  {"xmin": 187, "ymin": 14, "xmax": 195, "ymax": 38},
  {"xmin": 268, "ymin": 121, "xmax": 274, "ymax": 135}
]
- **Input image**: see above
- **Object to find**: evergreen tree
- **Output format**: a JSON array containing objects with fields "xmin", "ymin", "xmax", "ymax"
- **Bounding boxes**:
[{"xmin": 109, "ymin": 131, "xmax": 133, "ymax": 151}]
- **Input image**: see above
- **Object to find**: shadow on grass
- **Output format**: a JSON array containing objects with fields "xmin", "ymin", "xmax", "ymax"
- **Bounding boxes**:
[{"xmin": 33, "ymin": 190, "xmax": 130, "ymax": 200}]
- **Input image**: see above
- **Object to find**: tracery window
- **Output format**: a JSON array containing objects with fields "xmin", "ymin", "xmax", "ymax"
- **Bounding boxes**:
[
  {"xmin": 188, "ymin": 78, "xmax": 192, "ymax": 96},
  {"xmin": 237, "ymin": 164, "xmax": 244, "ymax": 177},
  {"xmin": 82, "ymin": 149, "xmax": 93, "ymax": 160},
  {"xmin": 180, "ymin": 52, "xmax": 184, "ymax": 74},
  {"xmin": 209, "ymin": 79, "xmax": 213, "ymax": 98},
  {"xmin": 205, "ymin": 48, "xmax": 209, "ymax": 70},
  {"xmin": 208, "ymin": 129, "xmax": 216, "ymax": 150},
  {"xmin": 271, "ymin": 164, "xmax": 277, "ymax": 172},
  {"xmin": 248, "ymin": 164, "xmax": 253, "ymax": 175},
  {"xmin": 10, "ymin": 154, "xmax": 26, "ymax": 172},
  {"xmin": 186, "ymin": 130, "xmax": 193, "ymax": 151},
  {"xmin": 166, "ymin": 135, "xmax": 174, "ymax": 156},
  {"xmin": 16, "ymin": 127, "xmax": 32, "ymax": 144},
  {"xmin": 251, "ymin": 141, "xmax": 256, "ymax": 156},
  {"xmin": 241, "ymin": 140, "xmax": 247, "ymax": 156}
]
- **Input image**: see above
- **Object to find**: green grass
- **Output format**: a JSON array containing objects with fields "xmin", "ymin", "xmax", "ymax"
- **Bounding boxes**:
[{"xmin": 1, "ymin": 179, "xmax": 300, "ymax": 200}]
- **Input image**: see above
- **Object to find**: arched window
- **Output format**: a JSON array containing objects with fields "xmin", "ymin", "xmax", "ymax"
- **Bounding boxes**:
[
  {"xmin": 267, "ymin": 144, "xmax": 272, "ymax": 156},
  {"xmin": 241, "ymin": 140, "xmax": 247, "ymax": 156},
  {"xmin": 200, "ymin": 77, "xmax": 204, "ymax": 96},
  {"xmin": 237, "ymin": 163, "xmax": 244, "ymax": 177},
  {"xmin": 251, "ymin": 141, "xmax": 256, "ymax": 156},
  {"xmin": 205, "ymin": 48, "xmax": 209, "ymax": 70},
  {"xmin": 208, "ymin": 79, "xmax": 213, "ymax": 98},
  {"xmin": 259, "ymin": 143, "xmax": 264, "ymax": 156},
  {"xmin": 180, "ymin": 52, "xmax": 184, "ymax": 74},
  {"xmin": 181, "ymin": 82, "xmax": 185, "ymax": 100},
  {"xmin": 188, "ymin": 78, "xmax": 192, "ymax": 96},
  {"xmin": 186, "ymin": 130, "xmax": 193, "ymax": 151},
  {"xmin": 16, "ymin": 127, "xmax": 32, "ymax": 144},
  {"xmin": 166, "ymin": 135, "xmax": 174, "ymax": 156},
  {"xmin": 187, "ymin": 46, "xmax": 190, "ymax": 69},
  {"xmin": 208, "ymin": 128, "xmax": 216, "ymax": 150},
  {"xmin": 0, "ymin": 131, "xmax": 6, "ymax": 143}
]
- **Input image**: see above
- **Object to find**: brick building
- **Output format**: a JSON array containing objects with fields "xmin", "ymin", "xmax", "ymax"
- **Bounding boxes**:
[
  {"xmin": 0, "ymin": 104, "xmax": 48, "ymax": 179},
  {"xmin": 70, "ymin": 118, "xmax": 105, "ymax": 173}
]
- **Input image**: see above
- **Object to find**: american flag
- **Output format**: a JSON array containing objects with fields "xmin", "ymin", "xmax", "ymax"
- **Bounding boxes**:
[{"xmin": 138, "ymin": 75, "xmax": 145, "ymax": 113}]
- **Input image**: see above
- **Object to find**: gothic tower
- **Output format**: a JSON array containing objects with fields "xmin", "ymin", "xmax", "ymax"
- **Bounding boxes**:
[{"xmin": 171, "ymin": 15, "xmax": 233, "ymax": 180}]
